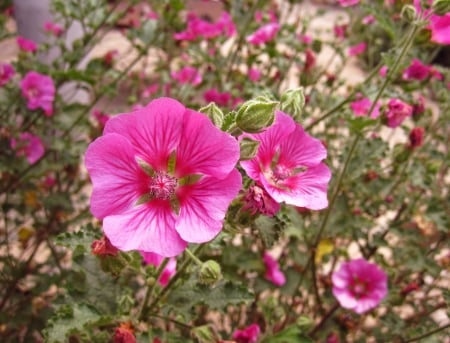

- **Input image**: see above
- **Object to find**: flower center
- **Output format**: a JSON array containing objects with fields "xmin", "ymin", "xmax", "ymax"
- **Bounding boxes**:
[
  {"xmin": 149, "ymin": 172, "xmax": 178, "ymax": 200},
  {"xmin": 351, "ymin": 279, "xmax": 368, "ymax": 298},
  {"xmin": 273, "ymin": 164, "xmax": 291, "ymax": 181},
  {"xmin": 27, "ymin": 87, "xmax": 40, "ymax": 99}
]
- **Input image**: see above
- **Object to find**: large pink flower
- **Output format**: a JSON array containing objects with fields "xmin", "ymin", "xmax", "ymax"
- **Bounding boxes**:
[
  {"xmin": 10, "ymin": 132, "xmax": 45, "ymax": 164},
  {"xmin": 20, "ymin": 71, "xmax": 55, "ymax": 116},
  {"xmin": 85, "ymin": 98, "xmax": 241, "ymax": 257},
  {"xmin": 246, "ymin": 23, "xmax": 280, "ymax": 45},
  {"xmin": 241, "ymin": 111, "xmax": 331, "ymax": 210},
  {"xmin": 141, "ymin": 251, "xmax": 177, "ymax": 286},
  {"xmin": 0, "ymin": 63, "xmax": 15, "ymax": 86},
  {"xmin": 428, "ymin": 14, "xmax": 450, "ymax": 45},
  {"xmin": 332, "ymin": 258, "xmax": 388, "ymax": 314}
]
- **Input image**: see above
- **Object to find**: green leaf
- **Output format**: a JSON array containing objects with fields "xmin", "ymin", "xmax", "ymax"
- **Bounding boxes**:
[
  {"xmin": 253, "ymin": 216, "xmax": 284, "ymax": 248},
  {"xmin": 262, "ymin": 325, "xmax": 313, "ymax": 343},
  {"xmin": 347, "ymin": 117, "xmax": 377, "ymax": 134}
]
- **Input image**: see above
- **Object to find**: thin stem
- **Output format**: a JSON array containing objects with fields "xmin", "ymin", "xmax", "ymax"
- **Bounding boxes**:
[
  {"xmin": 403, "ymin": 323, "xmax": 450, "ymax": 342},
  {"xmin": 149, "ymin": 313, "xmax": 192, "ymax": 329},
  {"xmin": 184, "ymin": 247, "xmax": 203, "ymax": 266},
  {"xmin": 308, "ymin": 302, "xmax": 339, "ymax": 337}
]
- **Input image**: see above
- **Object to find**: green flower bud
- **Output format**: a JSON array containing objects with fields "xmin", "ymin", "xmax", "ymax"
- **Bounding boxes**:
[
  {"xmin": 236, "ymin": 97, "xmax": 278, "ymax": 133},
  {"xmin": 400, "ymin": 5, "xmax": 417, "ymax": 23},
  {"xmin": 199, "ymin": 102, "xmax": 224, "ymax": 128},
  {"xmin": 296, "ymin": 316, "xmax": 314, "ymax": 330},
  {"xmin": 239, "ymin": 137, "xmax": 260, "ymax": 161},
  {"xmin": 433, "ymin": 0, "xmax": 450, "ymax": 15},
  {"xmin": 280, "ymin": 87, "xmax": 305, "ymax": 122},
  {"xmin": 191, "ymin": 325, "xmax": 217, "ymax": 343},
  {"xmin": 199, "ymin": 260, "xmax": 222, "ymax": 285}
]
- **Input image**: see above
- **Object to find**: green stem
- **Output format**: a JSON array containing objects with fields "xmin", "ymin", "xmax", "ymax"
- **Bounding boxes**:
[
  {"xmin": 184, "ymin": 247, "xmax": 203, "ymax": 266},
  {"xmin": 403, "ymin": 323, "xmax": 450, "ymax": 343}
]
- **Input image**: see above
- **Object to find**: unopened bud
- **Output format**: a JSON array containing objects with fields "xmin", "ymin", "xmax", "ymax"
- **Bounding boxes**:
[
  {"xmin": 433, "ymin": 0, "xmax": 450, "ymax": 15},
  {"xmin": 199, "ymin": 102, "xmax": 224, "ymax": 128},
  {"xmin": 400, "ymin": 5, "xmax": 417, "ymax": 22},
  {"xmin": 236, "ymin": 97, "xmax": 278, "ymax": 133},
  {"xmin": 239, "ymin": 137, "xmax": 260, "ymax": 160},
  {"xmin": 199, "ymin": 260, "xmax": 222, "ymax": 285},
  {"xmin": 280, "ymin": 87, "xmax": 305, "ymax": 122},
  {"xmin": 191, "ymin": 325, "xmax": 216, "ymax": 343}
]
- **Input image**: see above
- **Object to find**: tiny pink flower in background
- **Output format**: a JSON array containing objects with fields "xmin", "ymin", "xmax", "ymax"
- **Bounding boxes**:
[
  {"xmin": 131, "ymin": 103, "xmax": 144, "ymax": 111},
  {"xmin": 92, "ymin": 109, "xmax": 110, "ymax": 127},
  {"xmin": 141, "ymin": 251, "xmax": 177, "ymax": 286},
  {"xmin": 17, "ymin": 36, "xmax": 37, "ymax": 53},
  {"xmin": 362, "ymin": 15, "xmax": 375, "ymax": 25},
  {"xmin": 85, "ymin": 98, "xmax": 241, "ymax": 257},
  {"xmin": 348, "ymin": 42, "xmax": 366, "ymax": 56},
  {"xmin": 174, "ymin": 12, "xmax": 236, "ymax": 41},
  {"xmin": 216, "ymin": 12, "xmax": 236, "ymax": 37},
  {"xmin": 428, "ymin": 14, "xmax": 450, "ymax": 45},
  {"xmin": 338, "ymin": 0, "xmax": 360, "ymax": 7},
  {"xmin": 255, "ymin": 10, "xmax": 263, "ymax": 23},
  {"xmin": 334, "ymin": 24, "xmax": 347, "ymax": 39},
  {"xmin": 246, "ymin": 22, "xmax": 280, "ymax": 45},
  {"xmin": 408, "ymin": 127, "xmax": 425, "ymax": 149},
  {"xmin": 203, "ymin": 88, "xmax": 232, "ymax": 107},
  {"xmin": 242, "ymin": 184, "xmax": 280, "ymax": 216},
  {"xmin": 103, "ymin": 49, "xmax": 119, "ymax": 66},
  {"xmin": 232, "ymin": 323, "xmax": 260, "ymax": 343},
  {"xmin": 263, "ymin": 252, "xmax": 286, "ymax": 286},
  {"xmin": 171, "ymin": 66, "xmax": 202, "ymax": 86},
  {"xmin": 91, "ymin": 235, "xmax": 119, "ymax": 256},
  {"xmin": 142, "ymin": 83, "xmax": 159, "ymax": 98},
  {"xmin": 385, "ymin": 98, "xmax": 413, "ymax": 128},
  {"xmin": 248, "ymin": 67, "xmax": 261, "ymax": 82},
  {"xmin": 379, "ymin": 65, "xmax": 388, "ymax": 77},
  {"xmin": 241, "ymin": 111, "xmax": 331, "ymax": 210},
  {"xmin": 20, "ymin": 71, "xmax": 55, "ymax": 116},
  {"xmin": 43, "ymin": 21, "xmax": 64, "ymax": 37},
  {"xmin": 297, "ymin": 33, "xmax": 312, "ymax": 44},
  {"xmin": 332, "ymin": 258, "xmax": 388, "ymax": 314},
  {"xmin": 0, "ymin": 63, "xmax": 15, "ymax": 86},
  {"xmin": 412, "ymin": 95, "xmax": 425, "ymax": 117},
  {"xmin": 350, "ymin": 96, "xmax": 381, "ymax": 119},
  {"xmin": 10, "ymin": 132, "xmax": 45, "ymax": 165},
  {"xmin": 146, "ymin": 11, "xmax": 158, "ymax": 20},
  {"xmin": 304, "ymin": 48, "xmax": 316, "ymax": 73},
  {"xmin": 402, "ymin": 59, "xmax": 431, "ymax": 81}
]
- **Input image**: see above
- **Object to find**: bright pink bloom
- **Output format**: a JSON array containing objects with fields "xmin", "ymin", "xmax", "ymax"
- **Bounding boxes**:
[
  {"xmin": 242, "ymin": 184, "xmax": 280, "ymax": 216},
  {"xmin": 92, "ymin": 109, "xmax": 110, "ymax": 127},
  {"xmin": 20, "ymin": 71, "xmax": 55, "ymax": 116},
  {"xmin": 10, "ymin": 132, "xmax": 45, "ymax": 164},
  {"xmin": 332, "ymin": 258, "xmax": 388, "ymax": 314},
  {"xmin": 246, "ymin": 23, "xmax": 280, "ymax": 45},
  {"xmin": 203, "ymin": 88, "xmax": 232, "ymax": 107},
  {"xmin": 385, "ymin": 98, "xmax": 413, "ymax": 128},
  {"xmin": 241, "ymin": 111, "xmax": 331, "ymax": 210},
  {"xmin": 362, "ymin": 15, "xmax": 375, "ymax": 25},
  {"xmin": 142, "ymin": 83, "xmax": 159, "ymax": 98},
  {"xmin": 248, "ymin": 67, "xmax": 261, "ymax": 82},
  {"xmin": 428, "ymin": 14, "xmax": 450, "ymax": 45},
  {"xmin": 85, "ymin": 98, "xmax": 241, "ymax": 257},
  {"xmin": 171, "ymin": 66, "xmax": 202, "ymax": 86},
  {"xmin": 348, "ymin": 42, "xmax": 366, "ymax": 56},
  {"xmin": 0, "ymin": 63, "xmax": 15, "ymax": 86},
  {"xmin": 338, "ymin": 0, "xmax": 359, "ymax": 7},
  {"xmin": 263, "ymin": 252, "xmax": 286, "ymax": 286},
  {"xmin": 334, "ymin": 24, "xmax": 347, "ymax": 39},
  {"xmin": 350, "ymin": 96, "xmax": 381, "ymax": 119},
  {"xmin": 174, "ymin": 12, "xmax": 235, "ymax": 41},
  {"xmin": 16, "ymin": 36, "xmax": 37, "ymax": 53},
  {"xmin": 232, "ymin": 323, "xmax": 260, "ymax": 343},
  {"xmin": 141, "ymin": 251, "xmax": 177, "ymax": 286},
  {"xmin": 402, "ymin": 59, "xmax": 431, "ymax": 81},
  {"xmin": 379, "ymin": 66, "xmax": 388, "ymax": 77},
  {"xmin": 408, "ymin": 127, "xmax": 425, "ymax": 148},
  {"xmin": 43, "ymin": 21, "xmax": 64, "ymax": 37}
]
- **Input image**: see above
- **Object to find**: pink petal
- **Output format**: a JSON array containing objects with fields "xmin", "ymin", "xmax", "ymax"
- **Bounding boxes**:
[
  {"xmin": 103, "ymin": 202, "xmax": 187, "ymax": 257},
  {"xmin": 176, "ymin": 169, "xmax": 241, "ymax": 243}
]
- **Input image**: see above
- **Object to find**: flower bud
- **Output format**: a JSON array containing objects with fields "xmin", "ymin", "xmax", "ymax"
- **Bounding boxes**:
[
  {"xmin": 191, "ymin": 325, "xmax": 216, "ymax": 343},
  {"xmin": 400, "ymin": 5, "xmax": 417, "ymax": 23},
  {"xmin": 236, "ymin": 97, "xmax": 278, "ymax": 133},
  {"xmin": 199, "ymin": 260, "xmax": 222, "ymax": 285},
  {"xmin": 433, "ymin": 0, "xmax": 450, "ymax": 15},
  {"xmin": 408, "ymin": 127, "xmax": 424, "ymax": 148},
  {"xmin": 239, "ymin": 137, "xmax": 260, "ymax": 160},
  {"xmin": 199, "ymin": 102, "xmax": 224, "ymax": 128},
  {"xmin": 280, "ymin": 87, "xmax": 305, "ymax": 122}
]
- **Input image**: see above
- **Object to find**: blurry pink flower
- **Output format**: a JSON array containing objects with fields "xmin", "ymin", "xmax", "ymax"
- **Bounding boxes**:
[
  {"xmin": 103, "ymin": 49, "xmax": 119, "ymax": 66},
  {"xmin": 348, "ymin": 42, "xmax": 366, "ymax": 56},
  {"xmin": 92, "ymin": 109, "xmax": 110, "ymax": 127},
  {"xmin": 0, "ymin": 63, "xmax": 15, "ymax": 86},
  {"xmin": 171, "ymin": 66, "xmax": 202, "ymax": 86},
  {"xmin": 255, "ymin": 11, "xmax": 263, "ymax": 23},
  {"xmin": 350, "ymin": 96, "xmax": 381, "ymax": 119},
  {"xmin": 91, "ymin": 235, "xmax": 119, "ymax": 256},
  {"xmin": 216, "ymin": 12, "xmax": 236, "ymax": 37},
  {"xmin": 232, "ymin": 323, "xmax": 260, "ymax": 343},
  {"xmin": 248, "ymin": 67, "xmax": 261, "ymax": 82},
  {"xmin": 338, "ymin": 0, "xmax": 359, "ymax": 7},
  {"xmin": 334, "ymin": 24, "xmax": 347, "ymax": 39},
  {"xmin": 332, "ymin": 258, "xmax": 388, "ymax": 314},
  {"xmin": 142, "ymin": 83, "xmax": 159, "ymax": 98},
  {"xmin": 203, "ymin": 88, "xmax": 232, "ymax": 107},
  {"xmin": 17, "ymin": 36, "xmax": 37, "ymax": 53},
  {"xmin": 10, "ymin": 132, "xmax": 45, "ymax": 164},
  {"xmin": 298, "ymin": 33, "xmax": 312, "ymax": 44},
  {"xmin": 362, "ymin": 15, "xmax": 375, "ymax": 25},
  {"xmin": 408, "ymin": 127, "xmax": 424, "ymax": 149},
  {"xmin": 385, "ymin": 98, "xmax": 413, "ymax": 128},
  {"xmin": 241, "ymin": 111, "xmax": 331, "ymax": 210},
  {"xmin": 428, "ymin": 14, "xmax": 450, "ymax": 45},
  {"xmin": 174, "ymin": 12, "xmax": 235, "ymax": 41},
  {"xmin": 379, "ymin": 66, "xmax": 388, "ymax": 77},
  {"xmin": 304, "ymin": 48, "xmax": 316, "ymax": 72},
  {"xmin": 263, "ymin": 252, "xmax": 286, "ymax": 286},
  {"xmin": 85, "ymin": 98, "xmax": 241, "ymax": 257},
  {"xmin": 146, "ymin": 11, "xmax": 158, "ymax": 20},
  {"xmin": 402, "ymin": 59, "xmax": 431, "ymax": 81},
  {"xmin": 242, "ymin": 184, "xmax": 280, "ymax": 216},
  {"xmin": 412, "ymin": 95, "xmax": 425, "ymax": 117},
  {"xmin": 141, "ymin": 251, "xmax": 177, "ymax": 286},
  {"xmin": 43, "ymin": 21, "xmax": 64, "ymax": 36},
  {"xmin": 246, "ymin": 23, "xmax": 280, "ymax": 45},
  {"xmin": 20, "ymin": 71, "xmax": 55, "ymax": 116}
]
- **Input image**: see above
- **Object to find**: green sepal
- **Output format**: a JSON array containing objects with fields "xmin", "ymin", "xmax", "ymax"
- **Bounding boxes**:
[
  {"xmin": 179, "ymin": 174, "xmax": 202, "ymax": 186},
  {"xmin": 136, "ymin": 193, "xmax": 153, "ymax": 206},
  {"xmin": 136, "ymin": 157, "xmax": 155, "ymax": 177},
  {"xmin": 167, "ymin": 150, "xmax": 177, "ymax": 174}
]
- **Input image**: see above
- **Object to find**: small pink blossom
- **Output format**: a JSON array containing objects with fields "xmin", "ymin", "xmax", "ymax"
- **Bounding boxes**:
[
  {"xmin": 242, "ymin": 184, "xmax": 280, "ymax": 216},
  {"xmin": 20, "ymin": 71, "xmax": 55, "ymax": 116},
  {"xmin": 263, "ymin": 252, "xmax": 286, "ymax": 286},
  {"xmin": 203, "ymin": 88, "xmax": 232, "ymax": 107},
  {"xmin": 334, "ymin": 24, "xmax": 347, "ymax": 39},
  {"xmin": 379, "ymin": 66, "xmax": 388, "ymax": 77},
  {"xmin": 232, "ymin": 324, "xmax": 260, "ymax": 343},
  {"xmin": 348, "ymin": 42, "xmax": 366, "ymax": 56},
  {"xmin": 428, "ymin": 14, "xmax": 450, "ymax": 45},
  {"xmin": 92, "ymin": 109, "xmax": 110, "ymax": 127},
  {"xmin": 85, "ymin": 98, "xmax": 241, "ymax": 257},
  {"xmin": 171, "ymin": 66, "xmax": 202, "ymax": 86},
  {"xmin": 402, "ymin": 59, "xmax": 431, "ymax": 81},
  {"xmin": 103, "ymin": 49, "xmax": 119, "ymax": 66},
  {"xmin": 248, "ymin": 67, "xmax": 261, "ymax": 82},
  {"xmin": 408, "ymin": 127, "xmax": 425, "ymax": 149},
  {"xmin": 246, "ymin": 23, "xmax": 280, "ymax": 45},
  {"xmin": 142, "ymin": 83, "xmax": 159, "ymax": 98},
  {"xmin": 43, "ymin": 21, "xmax": 64, "ymax": 37},
  {"xmin": 0, "ymin": 63, "xmax": 15, "ymax": 86},
  {"xmin": 332, "ymin": 258, "xmax": 388, "ymax": 314},
  {"xmin": 304, "ymin": 48, "xmax": 316, "ymax": 73},
  {"xmin": 338, "ymin": 0, "xmax": 360, "ymax": 7},
  {"xmin": 350, "ymin": 96, "xmax": 381, "ymax": 119},
  {"xmin": 385, "ymin": 98, "xmax": 413, "ymax": 128},
  {"xmin": 17, "ymin": 36, "xmax": 37, "ymax": 53},
  {"xmin": 141, "ymin": 251, "xmax": 177, "ymax": 286},
  {"xmin": 241, "ymin": 111, "xmax": 331, "ymax": 210},
  {"xmin": 255, "ymin": 11, "xmax": 263, "ymax": 23},
  {"xmin": 174, "ymin": 12, "xmax": 235, "ymax": 41},
  {"xmin": 91, "ymin": 235, "xmax": 119, "ymax": 256},
  {"xmin": 362, "ymin": 15, "xmax": 375, "ymax": 25},
  {"xmin": 10, "ymin": 132, "xmax": 45, "ymax": 164},
  {"xmin": 298, "ymin": 33, "xmax": 312, "ymax": 44}
]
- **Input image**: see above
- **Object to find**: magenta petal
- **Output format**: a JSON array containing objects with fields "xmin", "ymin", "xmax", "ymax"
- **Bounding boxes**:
[
  {"xmin": 176, "ymin": 169, "xmax": 242, "ymax": 243},
  {"xmin": 85, "ymin": 134, "xmax": 144, "ymax": 219},
  {"xmin": 104, "ymin": 97, "xmax": 185, "ymax": 170},
  {"xmin": 176, "ymin": 110, "xmax": 240, "ymax": 179},
  {"xmin": 103, "ymin": 202, "xmax": 187, "ymax": 257}
]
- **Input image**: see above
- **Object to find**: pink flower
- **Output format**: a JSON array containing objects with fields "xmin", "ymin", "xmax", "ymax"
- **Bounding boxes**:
[
  {"xmin": 298, "ymin": 34, "xmax": 312, "ymax": 44},
  {"xmin": 338, "ymin": 0, "xmax": 359, "ymax": 7},
  {"xmin": 350, "ymin": 96, "xmax": 381, "ymax": 119},
  {"xmin": 402, "ymin": 59, "xmax": 431, "ymax": 81},
  {"xmin": 92, "ymin": 109, "xmax": 110, "ymax": 127},
  {"xmin": 10, "ymin": 132, "xmax": 45, "ymax": 164},
  {"xmin": 385, "ymin": 98, "xmax": 413, "ymax": 128},
  {"xmin": 248, "ymin": 67, "xmax": 261, "ymax": 82},
  {"xmin": 334, "ymin": 24, "xmax": 347, "ymax": 39},
  {"xmin": 203, "ymin": 88, "xmax": 232, "ymax": 107},
  {"xmin": 0, "ymin": 63, "xmax": 15, "ymax": 86},
  {"xmin": 242, "ymin": 184, "xmax": 280, "ymax": 216},
  {"xmin": 379, "ymin": 66, "xmax": 388, "ymax": 77},
  {"xmin": 232, "ymin": 323, "xmax": 260, "ymax": 343},
  {"xmin": 174, "ymin": 12, "xmax": 235, "ymax": 41},
  {"xmin": 348, "ymin": 42, "xmax": 366, "ymax": 56},
  {"xmin": 84, "ymin": 98, "xmax": 241, "ymax": 257},
  {"xmin": 362, "ymin": 15, "xmax": 375, "ymax": 25},
  {"xmin": 91, "ymin": 235, "xmax": 119, "ymax": 256},
  {"xmin": 16, "ymin": 36, "xmax": 37, "ymax": 53},
  {"xmin": 171, "ymin": 66, "xmax": 202, "ymax": 86},
  {"xmin": 408, "ymin": 127, "xmax": 424, "ymax": 148},
  {"xmin": 332, "ymin": 258, "xmax": 388, "ymax": 314},
  {"xmin": 428, "ymin": 14, "xmax": 450, "ymax": 45},
  {"xmin": 43, "ymin": 21, "xmax": 64, "ymax": 37},
  {"xmin": 142, "ymin": 83, "xmax": 159, "ymax": 98},
  {"xmin": 304, "ymin": 48, "xmax": 316, "ymax": 73},
  {"xmin": 20, "ymin": 71, "xmax": 55, "ymax": 116},
  {"xmin": 141, "ymin": 251, "xmax": 177, "ymax": 286},
  {"xmin": 263, "ymin": 252, "xmax": 286, "ymax": 286},
  {"xmin": 246, "ymin": 23, "xmax": 280, "ymax": 45},
  {"xmin": 241, "ymin": 111, "xmax": 331, "ymax": 210}
]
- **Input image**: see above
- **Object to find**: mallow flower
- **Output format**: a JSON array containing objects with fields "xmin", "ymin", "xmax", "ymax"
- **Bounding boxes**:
[
  {"xmin": 85, "ymin": 98, "xmax": 241, "ymax": 257},
  {"xmin": 10, "ymin": 132, "xmax": 45, "ymax": 165},
  {"xmin": 20, "ymin": 71, "xmax": 55, "ymax": 116},
  {"xmin": 241, "ymin": 111, "xmax": 331, "ymax": 210},
  {"xmin": 246, "ymin": 22, "xmax": 280, "ymax": 45},
  {"xmin": 263, "ymin": 252, "xmax": 286, "ymax": 286},
  {"xmin": 0, "ymin": 63, "xmax": 15, "ymax": 86},
  {"xmin": 232, "ymin": 323, "xmax": 260, "ymax": 343}
]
